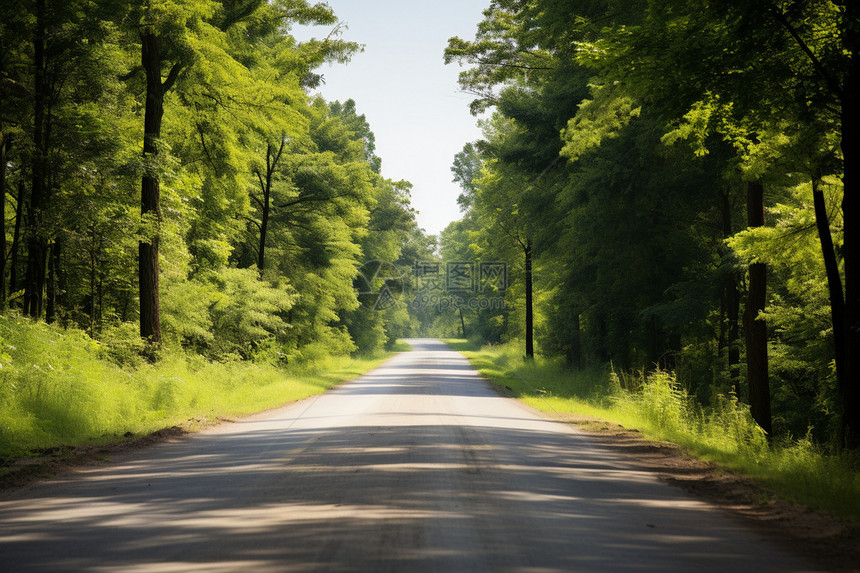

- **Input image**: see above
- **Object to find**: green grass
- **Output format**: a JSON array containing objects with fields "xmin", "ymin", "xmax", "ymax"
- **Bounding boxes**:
[
  {"xmin": 388, "ymin": 339, "xmax": 412, "ymax": 353},
  {"xmin": 0, "ymin": 314, "xmax": 395, "ymax": 462},
  {"xmin": 445, "ymin": 338, "xmax": 860, "ymax": 523}
]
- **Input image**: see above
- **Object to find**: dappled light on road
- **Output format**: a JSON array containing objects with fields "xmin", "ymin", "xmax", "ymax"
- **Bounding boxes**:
[{"xmin": 0, "ymin": 339, "xmax": 814, "ymax": 572}]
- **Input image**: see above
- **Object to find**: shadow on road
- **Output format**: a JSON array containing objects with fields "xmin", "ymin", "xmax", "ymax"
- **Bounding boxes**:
[{"xmin": 0, "ymin": 339, "xmax": 813, "ymax": 572}]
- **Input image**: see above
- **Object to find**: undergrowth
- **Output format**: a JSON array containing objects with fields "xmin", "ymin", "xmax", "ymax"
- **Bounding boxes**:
[
  {"xmin": 0, "ymin": 314, "xmax": 392, "ymax": 463},
  {"xmin": 445, "ymin": 338, "xmax": 860, "ymax": 522}
]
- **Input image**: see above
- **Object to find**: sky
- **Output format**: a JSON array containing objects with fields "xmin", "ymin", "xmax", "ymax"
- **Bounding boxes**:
[{"xmin": 292, "ymin": 0, "xmax": 489, "ymax": 237}]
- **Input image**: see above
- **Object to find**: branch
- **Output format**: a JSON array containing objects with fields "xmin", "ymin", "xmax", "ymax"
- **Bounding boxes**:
[
  {"xmin": 243, "ymin": 215, "xmax": 262, "ymax": 230},
  {"xmin": 196, "ymin": 122, "xmax": 217, "ymax": 172},
  {"xmin": 283, "ymin": 219, "xmax": 317, "ymax": 233},
  {"xmin": 497, "ymin": 217, "xmax": 524, "ymax": 248},
  {"xmin": 770, "ymin": 6, "xmax": 842, "ymax": 97},
  {"xmin": 254, "ymin": 169, "xmax": 266, "ymax": 195},
  {"xmin": 272, "ymin": 137, "xmax": 287, "ymax": 169},
  {"xmin": 162, "ymin": 62, "xmax": 183, "ymax": 93},
  {"xmin": 277, "ymin": 192, "xmax": 351, "ymax": 209},
  {"xmin": 249, "ymin": 191, "xmax": 264, "ymax": 210},
  {"xmin": 475, "ymin": 56, "xmax": 553, "ymax": 71}
]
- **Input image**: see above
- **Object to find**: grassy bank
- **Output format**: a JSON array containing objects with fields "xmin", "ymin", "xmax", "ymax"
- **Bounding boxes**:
[
  {"xmin": 445, "ymin": 339, "xmax": 860, "ymax": 523},
  {"xmin": 0, "ymin": 315, "xmax": 397, "ymax": 463}
]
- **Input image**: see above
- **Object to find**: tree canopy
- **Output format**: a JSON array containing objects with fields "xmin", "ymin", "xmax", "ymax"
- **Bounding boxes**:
[
  {"xmin": 0, "ymin": 0, "xmax": 430, "ymax": 365},
  {"xmin": 443, "ymin": 0, "xmax": 858, "ymax": 449}
]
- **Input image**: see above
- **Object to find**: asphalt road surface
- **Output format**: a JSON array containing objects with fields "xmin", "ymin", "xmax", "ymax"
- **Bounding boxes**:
[{"xmin": 0, "ymin": 338, "xmax": 817, "ymax": 572}]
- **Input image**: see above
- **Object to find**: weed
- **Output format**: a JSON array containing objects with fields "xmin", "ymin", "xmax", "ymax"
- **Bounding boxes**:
[{"xmin": 0, "ymin": 315, "xmax": 393, "ymax": 459}]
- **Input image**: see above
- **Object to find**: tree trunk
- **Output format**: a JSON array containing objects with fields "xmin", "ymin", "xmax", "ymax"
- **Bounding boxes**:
[
  {"xmin": 138, "ymin": 32, "xmax": 177, "ymax": 346},
  {"xmin": 459, "ymin": 307, "xmax": 467, "ymax": 338},
  {"xmin": 24, "ymin": 239, "xmax": 48, "ymax": 319},
  {"xmin": 97, "ymin": 267, "xmax": 104, "ymax": 336},
  {"xmin": 256, "ymin": 139, "xmax": 284, "ymax": 276},
  {"xmin": 566, "ymin": 312, "xmax": 581, "ymax": 368},
  {"xmin": 257, "ymin": 158, "xmax": 271, "ymax": 275},
  {"xmin": 56, "ymin": 237, "xmax": 66, "ymax": 325},
  {"xmin": 524, "ymin": 238, "xmax": 534, "ymax": 359},
  {"xmin": 840, "ymin": 16, "xmax": 860, "ymax": 447},
  {"xmin": 727, "ymin": 273, "xmax": 741, "ymax": 394},
  {"xmin": 45, "ymin": 239, "xmax": 60, "ymax": 324},
  {"xmin": 812, "ymin": 177, "xmax": 846, "ymax": 394},
  {"xmin": 9, "ymin": 178, "xmax": 24, "ymax": 301},
  {"xmin": 720, "ymin": 189, "xmax": 741, "ymax": 396},
  {"xmin": 89, "ymin": 238, "xmax": 96, "ymax": 337},
  {"xmin": 24, "ymin": 0, "xmax": 48, "ymax": 319},
  {"xmin": 258, "ymin": 194, "xmax": 269, "ymax": 274},
  {"xmin": 0, "ymin": 134, "xmax": 7, "ymax": 308},
  {"xmin": 743, "ymin": 180, "xmax": 772, "ymax": 435}
]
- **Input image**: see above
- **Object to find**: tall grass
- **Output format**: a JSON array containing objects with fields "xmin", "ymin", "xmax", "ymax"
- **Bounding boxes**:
[
  {"xmin": 0, "ymin": 314, "xmax": 392, "ymax": 461},
  {"xmin": 447, "ymin": 339, "xmax": 860, "ymax": 522}
]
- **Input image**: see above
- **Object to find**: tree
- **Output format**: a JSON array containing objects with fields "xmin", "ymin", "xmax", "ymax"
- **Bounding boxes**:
[
  {"xmin": 128, "ymin": 0, "xmax": 220, "ymax": 345},
  {"xmin": 252, "ymin": 138, "xmax": 286, "ymax": 275},
  {"xmin": 23, "ymin": 0, "xmax": 49, "ymax": 319}
]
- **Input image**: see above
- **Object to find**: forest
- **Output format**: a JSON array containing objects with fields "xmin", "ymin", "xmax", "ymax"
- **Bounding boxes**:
[
  {"xmin": 0, "ymin": 0, "xmax": 439, "ymax": 357},
  {"xmin": 0, "ymin": 0, "xmax": 442, "ymax": 456},
  {"xmin": 1, "ymin": 0, "xmax": 859, "ymax": 474},
  {"xmin": 440, "ymin": 0, "xmax": 860, "ymax": 453}
]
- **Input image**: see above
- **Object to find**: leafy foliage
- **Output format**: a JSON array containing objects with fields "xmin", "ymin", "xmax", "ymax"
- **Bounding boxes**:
[{"xmin": 442, "ymin": 0, "xmax": 855, "ymax": 449}]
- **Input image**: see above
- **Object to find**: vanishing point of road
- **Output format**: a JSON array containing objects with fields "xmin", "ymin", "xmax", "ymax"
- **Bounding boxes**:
[{"xmin": 0, "ymin": 339, "xmax": 816, "ymax": 572}]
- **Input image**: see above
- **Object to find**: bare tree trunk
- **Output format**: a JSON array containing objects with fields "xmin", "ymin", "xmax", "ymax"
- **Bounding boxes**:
[
  {"xmin": 258, "ymin": 194, "xmax": 269, "ymax": 273},
  {"xmin": 256, "ymin": 155, "xmax": 271, "ymax": 275},
  {"xmin": 45, "ymin": 239, "xmax": 65, "ymax": 325},
  {"xmin": 812, "ymin": 177, "xmax": 845, "ymax": 395},
  {"xmin": 97, "ymin": 266, "xmax": 104, "ymax": 336},
  {"xmin": 524, "ymin": 238, "xmax": 534, "ymax": 359},
  {"xmin": 720, "ymin": 189, "xmax": 741, "ymax": 396},
  {"xmin": 46, "ymin": 240, "xmax": 57, "ymax": 323},
  {"xmin": 89, "ymin": 235, "xmax": 96, "ymax": 337},
  {"xmin": 9, "ymin": 178, "xmax": 24, "ymax": 301},
  {"xmin": 24, "ymin": 0, "xmax": 48, "ymax": 319},
  {"xmin": 743, "ymin": 180, "xmax": 772, "ymax": 435},
  {"xmin": 255, "ymin": 139, "xmax": 285, "ymax": 276},
  {"xmin": 459, "ymin": 307, "xmax": 466, "ymax": 338},
  {"xmin": 840, "ymin": 25, "xmax": 860, "ymax": 447},
  {"xmin": 138, "ymin": 32, "xmax": 180, "ymax": 347},
  {"xmin": 56, "ymin": 237, "xmax": 65, "ymax": 325},
  {"xmin": 727, "ymin": 275, "xmax": 741, "ymax": 393},
  {"xmin": 0, "ymin": 134, "xmax": 7, "ymax": 308}
]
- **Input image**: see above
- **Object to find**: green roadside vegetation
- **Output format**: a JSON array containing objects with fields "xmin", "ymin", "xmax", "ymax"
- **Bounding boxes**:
[
  {"xmin": 0, "ymin": 2, "xmax": 433, "ymax": 472},
  {"xmin": 445, "ymin": 339, "xmax": 860, "ymax": 523},
  {"xmin": 0, "ymin": 315, "xmax": 400, "ymax": 466}
]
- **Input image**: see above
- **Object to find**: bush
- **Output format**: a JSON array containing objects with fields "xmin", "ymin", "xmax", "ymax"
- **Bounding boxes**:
[
  {"xmin": 0, "ymin": 313, "xmax": 388, "ymax": 461},
  {"xmin": 162, "ymin": 268, "xmax": 296, "ymax": 360}
]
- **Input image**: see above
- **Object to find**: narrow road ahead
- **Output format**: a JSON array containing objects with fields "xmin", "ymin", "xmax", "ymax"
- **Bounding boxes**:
[{"xmin": 1, "ymin": 339, "xmax": 815, "ymax": 572}]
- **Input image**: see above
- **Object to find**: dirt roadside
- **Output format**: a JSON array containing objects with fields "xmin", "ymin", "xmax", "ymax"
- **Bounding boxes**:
[{"xmin": 0, "ymin": 420, "xmax": 208, "ymax": 491}]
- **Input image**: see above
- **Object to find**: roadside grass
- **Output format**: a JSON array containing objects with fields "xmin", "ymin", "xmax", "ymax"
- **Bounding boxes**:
[
  {"xmin": 0, "ymin": 314, "xmax": 395, "ymax": 464},
  {"xmin": 444, "ymin": 338, "xmax": 860, "ymax": 523},
  {"xmin": 388, "ymin": 339, "xmax": 412, "ymax": 353}
]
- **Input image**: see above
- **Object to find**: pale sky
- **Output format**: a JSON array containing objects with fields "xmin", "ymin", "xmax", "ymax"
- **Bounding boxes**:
[{"xmin": 293, "ymin": 0, "xmax": 489, "ymax": 237}]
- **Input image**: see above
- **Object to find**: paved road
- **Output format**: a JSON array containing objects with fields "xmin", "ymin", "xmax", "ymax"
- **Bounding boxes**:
[{"xmin": 0, "ymin": 339, "xmax": 816, "ymax": 572}]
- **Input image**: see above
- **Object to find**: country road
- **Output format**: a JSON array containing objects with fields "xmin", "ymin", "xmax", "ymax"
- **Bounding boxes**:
[{"xmin": 0, "ymin": 338, "xmax": 816, "ymax": 572}]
